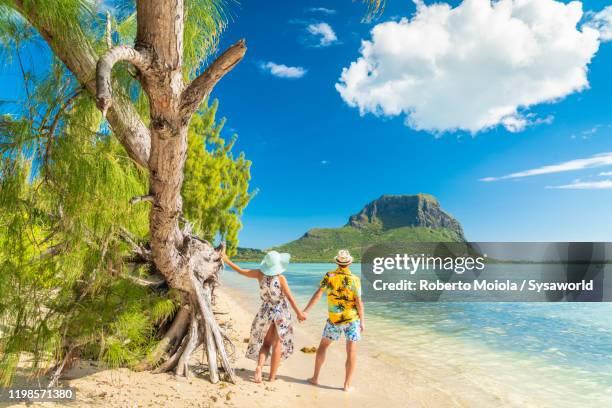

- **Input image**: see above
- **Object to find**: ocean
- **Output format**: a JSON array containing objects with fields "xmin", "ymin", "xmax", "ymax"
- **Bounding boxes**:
[{"xmin": 222, "ymin": 263, "xmax": 612, "ymax": 407}]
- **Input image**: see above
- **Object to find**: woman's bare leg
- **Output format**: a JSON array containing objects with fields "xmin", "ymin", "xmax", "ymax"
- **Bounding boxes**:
[
  {"xmin": 255, "ymin": 324, "xmax": 276, "ymax": 383},
  {"xmin": 254, "ymin": 350, "xmax": 265, "ymax": 383},
  {"xmin": 268, "ymin": 327, "xmax": 281, "ymax": 381}
]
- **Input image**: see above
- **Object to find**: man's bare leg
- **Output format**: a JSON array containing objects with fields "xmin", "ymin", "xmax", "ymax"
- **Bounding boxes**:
[
  {"xmin": 343, "ymin": 340, "xmax": 357, "ymax": 391},
  {"xmin": 308, "ymin": 338, "xmax": 332, "ymax": 385}
]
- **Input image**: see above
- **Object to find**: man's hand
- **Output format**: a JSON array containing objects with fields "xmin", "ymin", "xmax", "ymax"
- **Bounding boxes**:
[
  {"xmin": 360, "ymin": 321, "xmax": 365, "ymax": 333},
  {"xmin": 297, "ymin": 310, "xmax": 307, "ymax": 322}
]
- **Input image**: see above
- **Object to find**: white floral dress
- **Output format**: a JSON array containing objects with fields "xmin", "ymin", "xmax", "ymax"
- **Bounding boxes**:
[{"xmin": 245, "ymin": 275, "xmax": 294, "ymax": 365}]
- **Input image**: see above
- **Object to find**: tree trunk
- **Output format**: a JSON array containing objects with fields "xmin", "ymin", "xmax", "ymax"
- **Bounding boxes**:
[
  {"xmin": 12, "ymin": 0, "xmax": 246, "ymax": 382},
  {"xmin": 103, "ymin": 0, "xmax": 245, "ymax": 381}
]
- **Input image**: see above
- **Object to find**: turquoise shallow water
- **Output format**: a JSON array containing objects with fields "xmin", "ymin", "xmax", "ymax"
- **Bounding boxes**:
[{"xmin": 222, "ymin": 263, "xmax": 612, "ymax": 407}]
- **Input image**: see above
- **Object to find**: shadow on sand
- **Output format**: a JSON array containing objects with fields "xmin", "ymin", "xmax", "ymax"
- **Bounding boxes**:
[{"xmin": 236, "ymin": 368, "xmax": 343, "ymax": 391}]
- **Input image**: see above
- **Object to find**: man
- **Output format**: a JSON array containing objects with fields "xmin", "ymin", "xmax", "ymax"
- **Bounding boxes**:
[{"xmin": 303, "ymin": 249, "xmax": 365, "ymax": 392}]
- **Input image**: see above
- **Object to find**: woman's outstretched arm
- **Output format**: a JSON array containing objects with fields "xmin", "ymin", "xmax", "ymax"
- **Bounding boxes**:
[
  {"xmin": 279, "ymin": 275, "xmax": 306, "ymax": 322},
  {"xmin": 222, "ymin": 251, "xmax": 261, "ymax": 279}
]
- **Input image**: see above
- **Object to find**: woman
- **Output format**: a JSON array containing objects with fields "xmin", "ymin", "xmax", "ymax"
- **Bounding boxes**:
[{"xmin": 222, "ymin": 249, "xmax": 306, "ymax": 382}]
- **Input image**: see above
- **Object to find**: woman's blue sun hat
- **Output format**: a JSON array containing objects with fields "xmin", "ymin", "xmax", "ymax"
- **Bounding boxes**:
[{"xmin": 260, "ymin": 251, "xmax": 291, "ymax": 276}]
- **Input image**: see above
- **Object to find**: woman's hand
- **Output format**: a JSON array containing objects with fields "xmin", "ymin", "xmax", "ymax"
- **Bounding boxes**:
[
  {"xmin": 297, "ymin": 310, "xmax": 307, "ymax": 322},
  {"xmin": 220, "ymin": 246, "xmax": 228, "ymax": 262},
  {"xmin": 360, "ymin": 320, "xmax": 365, "ymax": 333}
]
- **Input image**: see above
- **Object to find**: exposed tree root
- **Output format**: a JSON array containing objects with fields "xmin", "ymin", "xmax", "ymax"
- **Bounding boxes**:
[
  {"xmin": 150, "ymin": 238, "xmax": 236, "ymax": 383},
  {"xmin": 153, "ymin": 330, "xmax": 189, "ymax": 374},
  {"xmin": 175, "ymin": 310, "xmax": 199, "ymax": 377},
  {"xmin": 137, "ymin": 305, "xmax": 190, "ymax": 371},
  {"xmin": 203, "ymin": 314, "xmax": 220, "ymax": 383},
  {"xmin": 48, "ymin": 345, "xmax": 78, "ymax": 388},
  {"xmin": 191, "ymin": 278, "xmax": 236, "ymax": 383}
]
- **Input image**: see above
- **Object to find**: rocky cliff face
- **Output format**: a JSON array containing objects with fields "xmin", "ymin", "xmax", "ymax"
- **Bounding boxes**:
[{"xmin": 347, "ymin": 194, "xmax": 465, "ymax": 239}]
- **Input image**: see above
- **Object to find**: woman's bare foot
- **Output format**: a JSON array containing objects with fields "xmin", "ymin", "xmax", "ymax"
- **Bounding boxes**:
[
  {"xmin": 308, "ymin": 377, "xmax": 318, "ymax": 386},
  {"xmin": 343, "ymin": 384, "xmax": 355, "ymax": 392},
  {"xmin": 267, "ymin": 376, "xmax": 276, "ymax": 382},
  {"xmin": 254, "ymin": 366, "xmax": 263, "ymax": 383}
]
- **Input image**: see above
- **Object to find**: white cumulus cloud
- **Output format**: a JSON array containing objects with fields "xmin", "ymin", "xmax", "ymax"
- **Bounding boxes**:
[
  {"xmin": 481, "ymin": 152, "xmax": 612, "ymax": 182},
  {"xmin": 260, "ymin": 62, "xmax": 307, "ymax": 79},
  {"xmin": 548, "ymin": 180, "xmax": 612, "ymax": 189},
  {"xmin": 307, "ymin": 22, "xmax": 338, "ymax": 46},
  {"xmin": 336, "ymin": 0, "xmax": 601, "ymax": 133},
  {"xmin": 585, "ymin": 6, "xmax": 612, "ymax": 42},
  {"xmin": 309, "ymin": 7, "xmax": 336, "ymax": 15}
]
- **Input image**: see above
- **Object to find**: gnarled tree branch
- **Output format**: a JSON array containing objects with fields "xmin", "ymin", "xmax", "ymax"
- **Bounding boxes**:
[
  {"xmin": 12, "ymin": 0, "xmax": 152, "ymax": 168},
  {"xmin": 96, "ymin": 46, "xmax": 151, "ymax": 117},
  {"xmin": 129, "ymin": 194, "xmax": 155, "ymax": 205},
  {"xmin": 44, "ymin": 87, "xmax": 84, "ymax": 175},
  {"xmin": 180, "ymin": 39, "xmax": 246, "ymax": 119},
  {"xmin": 105, "ymin": 11, "xmax": 113, "ymax": 49},
  {"xmin": 126, "ymin": 274, "xmax": 165, "ymax": 288},
  {"xmin": 118, "ymin": 227, "xmax": 151, "ymax": 260}
]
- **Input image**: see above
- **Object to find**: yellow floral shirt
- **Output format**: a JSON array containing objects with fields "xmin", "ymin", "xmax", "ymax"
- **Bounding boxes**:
[{"xmin": 319, "ymin": 267, "xmax": 362, "ymax": 325}]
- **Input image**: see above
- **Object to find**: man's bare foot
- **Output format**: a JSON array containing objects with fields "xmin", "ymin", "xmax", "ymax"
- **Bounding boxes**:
[
  {"xmin": 343, "ymin": 385, "xmax": 355, "ymax": 392},
  {"xmin": 308, "ymin": 377, "xmax": 318, "ymax": 386},
  {"xmin": 267, "ymin": 376, "xmax": 276, "ymax": 382},
  {"xmin": 254, "ymin": 366, "xmax": 263, "ymax": 383}
]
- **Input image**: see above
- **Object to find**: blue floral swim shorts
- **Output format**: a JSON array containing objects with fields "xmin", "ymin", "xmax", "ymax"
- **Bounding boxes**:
[{"xmin": 322, "ymin": 319, "xmax": 361, "ymax": 342}]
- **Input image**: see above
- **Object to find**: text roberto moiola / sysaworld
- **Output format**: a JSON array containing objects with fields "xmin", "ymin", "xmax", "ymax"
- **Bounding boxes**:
[{"xmin": 369, "ymin": 254, "xmax": 594, "ymax": 293}]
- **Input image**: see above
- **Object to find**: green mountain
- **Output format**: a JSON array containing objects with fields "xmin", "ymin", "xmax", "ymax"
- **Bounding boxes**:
[
  {"xmin": 237, "ymin": 194, "xmax": 464, "ymax": 263},
  {"xmin": 233, "ymin": 247, "xmax": 265, "ymax": 262}
]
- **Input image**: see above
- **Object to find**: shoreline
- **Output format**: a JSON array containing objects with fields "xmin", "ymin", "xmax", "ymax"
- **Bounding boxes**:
[
  {"xmin": 218, "ymin": 285, "xmax": 504, "ymax": 407},
  {"xmin": 6, "ymin": 282, "xmax": 607, "ymax": 407},
  {"xmin": 221, "ymin": 279, "xmax": 612, "ymax": 408},
  {"xmin": 5, "ymin": 287, "xmax": 486, "ymax": 408}
]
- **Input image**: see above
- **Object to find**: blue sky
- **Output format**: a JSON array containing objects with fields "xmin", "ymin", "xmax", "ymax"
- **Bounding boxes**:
[
  {"xmin": 210, "ymin": 0, "xmax": 612, "ymax": 248},
  {"xmin": 2, "ymin": 0, "xmax": 612, "ymax": 249}
]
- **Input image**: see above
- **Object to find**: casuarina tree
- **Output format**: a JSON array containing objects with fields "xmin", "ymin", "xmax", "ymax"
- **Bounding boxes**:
[
  {"xmin": 2, "ymin": 0, "xmax": 247, "ymax": 383},
  {"xmin": 93, "ymin": 2, "xmax": 246, "ymax": 381}
]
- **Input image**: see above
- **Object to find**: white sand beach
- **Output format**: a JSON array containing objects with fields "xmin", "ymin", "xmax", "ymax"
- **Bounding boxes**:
[{"xmin": 3, "ymin": 286, "xmax": 512, "ymax": 408}]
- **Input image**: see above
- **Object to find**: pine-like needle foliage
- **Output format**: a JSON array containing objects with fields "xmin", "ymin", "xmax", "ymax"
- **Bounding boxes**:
[
  {"xmin": 0, "ymin": 0, "xmax": 251, "ymax": 385},
  {"xmin": 183, "ymin": 99, "xmax": 253, "ymax": 256},
  {"xmin": 0, "ymin": 90, "xmax": 165, "ymax": 385}
]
